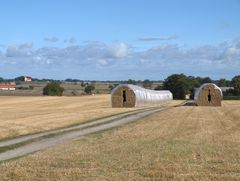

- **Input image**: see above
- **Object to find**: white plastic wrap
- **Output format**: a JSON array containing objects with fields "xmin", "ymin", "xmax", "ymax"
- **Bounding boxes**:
[{"xmin": 111, "ymin": 84, "xmax": 173, "ymax": 107}]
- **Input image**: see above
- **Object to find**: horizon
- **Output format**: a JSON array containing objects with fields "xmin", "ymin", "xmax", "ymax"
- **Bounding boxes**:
[
  {"xmin": 0, "ymin": 74, "xmax": 235, "ymax": 82},
  {"xmin": 0, "ymin": 0, "xmax": 240, "ymax": 80}
]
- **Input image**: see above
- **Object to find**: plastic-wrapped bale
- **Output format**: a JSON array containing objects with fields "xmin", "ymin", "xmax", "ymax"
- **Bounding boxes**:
[
  {"xmin": 111, "ymin": 84, "xmax": 173, "ymax": 108},
  {"xmin": 194, "ymin": 83, "xmax": 222, "ymax": 106}
]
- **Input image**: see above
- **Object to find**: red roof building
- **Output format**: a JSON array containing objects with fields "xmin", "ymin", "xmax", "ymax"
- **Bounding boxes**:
[{"xmin": 0, "ymin": 84, "xmax": 16, "ymax": 90}]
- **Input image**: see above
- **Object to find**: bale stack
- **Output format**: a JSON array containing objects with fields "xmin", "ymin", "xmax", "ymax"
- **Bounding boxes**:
[
  {"xmin": 194, "ymin": 83, "xmax": 222, "ymax": 106},
  {"xmin": 111, "ymin": 84, "xmax": 173, "ymax": 108}
]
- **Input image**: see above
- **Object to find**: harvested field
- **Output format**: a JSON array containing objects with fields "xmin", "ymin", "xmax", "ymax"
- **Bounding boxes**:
[
  {"xmin": 0, "ymin": 95, "xmax": 141, "ymax": 140},
  {"xmin": 0, "ymin": 101, "xmax": 239, "ymax": 180}
]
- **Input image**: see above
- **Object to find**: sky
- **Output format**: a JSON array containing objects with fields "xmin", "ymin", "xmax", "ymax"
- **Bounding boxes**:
[{"xmin": 0, "ymin": 0, "xmax": 240, "ymax": 80}]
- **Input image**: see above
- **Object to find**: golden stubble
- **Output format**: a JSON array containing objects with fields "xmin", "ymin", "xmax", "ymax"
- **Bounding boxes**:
[
  {"xmin": 0, "ymin": 101, "xmax": 239, "ymax": 180},
  {"xmin": 0, "ymin": 95, "xmax": 138, "ymax": 140}
]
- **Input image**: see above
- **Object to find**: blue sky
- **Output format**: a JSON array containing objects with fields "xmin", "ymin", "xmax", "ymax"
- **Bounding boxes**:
[{"xmin": 0, "ymin": 0, "xmax": 240, "ymax": 80}]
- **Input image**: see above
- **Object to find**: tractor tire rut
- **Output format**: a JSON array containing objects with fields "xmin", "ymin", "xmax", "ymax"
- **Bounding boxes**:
[{"xmin": 0, "ymin": 106, "xmax": 171, "ymax": 162}]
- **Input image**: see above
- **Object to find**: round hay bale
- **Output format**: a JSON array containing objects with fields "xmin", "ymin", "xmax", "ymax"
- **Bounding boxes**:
[
  {"xmin": 194, "ymin": 83, "xmax": 222, "ymax": 106},
  {"xmin": 111, "ymin": 84, "xmax": 173, "ymax": 108}
]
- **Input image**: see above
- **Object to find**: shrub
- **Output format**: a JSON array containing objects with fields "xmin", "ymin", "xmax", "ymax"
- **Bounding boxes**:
[
  {"xmin": 231, "ymin": 75, "xmax": 240, "ymax": 96},
  {"xmin": 163, "ymin": 74, "xmax": 190, "ymax": 99},
  {"xmin": 43, "ymin": 82, "xmax": 64, "ymax": 96},
  {"xmin": 84, "ymin": 85, "xmax": 95, "ymax": 94},
  {"xmin": 154, "ymin": 85, "xmax": 163, "ymax": 90},
  {"xmin": 142, "ymin": 79, "xmax": 153, "ymax": 88},
  {"xmin": 223, "ymin": 96, "xmax": 240, "ymax": 100}
]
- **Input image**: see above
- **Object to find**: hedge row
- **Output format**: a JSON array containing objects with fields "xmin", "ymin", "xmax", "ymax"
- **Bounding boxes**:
[{"xmin": 223, "ymin": 96, "xmax": 240, "ymax": 100}]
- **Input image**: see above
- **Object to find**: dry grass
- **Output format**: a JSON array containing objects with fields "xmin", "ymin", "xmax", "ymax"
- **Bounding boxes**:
[
  {"xmin": 0, "ymin": 95, "xmax": 139, "ymax": 140},
  {"xmin": 0, "ymin": 101, "xmax": 239, "ymax": 180}
]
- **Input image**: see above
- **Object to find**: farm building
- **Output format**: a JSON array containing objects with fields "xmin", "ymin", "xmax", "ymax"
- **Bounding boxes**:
[
  {"xmin": 111, "ymin": 84, "xmax": 173, "ymax": 107},
  {"xmin": 24, "ymin": 76, "xmax": 32, "ymax": 82},
  {"xmin": 0, "ymin": 83, "xmax": 16, "ymax": 91},
  {"xmin": 194, "ymin": 83, "xmax": 222, "ymax": 106}
]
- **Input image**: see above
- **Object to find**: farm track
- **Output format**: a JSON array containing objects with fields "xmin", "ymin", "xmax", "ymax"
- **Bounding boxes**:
[
  {"xmin": 0, "ymin": 104, "xmax": 178, "ymax": 162},
  {"xmin": 0, "ymin": 107, "xmax": 153, "ymax": 147}
]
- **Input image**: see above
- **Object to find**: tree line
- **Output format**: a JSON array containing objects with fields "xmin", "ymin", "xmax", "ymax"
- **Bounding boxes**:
[
  {"xmin": 161, "ymin": 74, "xmax": 240, "ymax": 99},
  {"xmin": 43, "ymin": 82, "xmax": 95, "ymax": 96},
  {"xmin": 123, "ymin": 75, "xmax": 240, "ymax": 99},
  {"xmin": 1, "ymin": 74, "xmax": 240, "ymax": 98}
]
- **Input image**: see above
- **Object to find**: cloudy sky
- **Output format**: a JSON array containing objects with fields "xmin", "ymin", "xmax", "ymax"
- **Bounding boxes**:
[{"xmin": 0, "ymin": 0, "xmax": 239, "ymax": 80}]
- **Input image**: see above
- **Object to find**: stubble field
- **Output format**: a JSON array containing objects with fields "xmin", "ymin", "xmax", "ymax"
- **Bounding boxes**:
[
  {"xmin": 0, "ymin": 95, "xmax": 138, "ymax": 140},
  {"xmin": 0, "ymin": 100, "xmax": 239, "ymax": 180}
]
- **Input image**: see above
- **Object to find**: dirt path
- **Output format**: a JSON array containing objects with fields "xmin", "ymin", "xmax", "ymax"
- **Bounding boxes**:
[
  {"xmin": 0, "ymin": 107, "xmax": 152, "ymax": 147},
  {"xmin": 0, "ymin": 95, "xmax": 139, "ymax": 140},
  {"xmin": 0, "ymin": 106, "xmax": 169, "ymax": 162}
]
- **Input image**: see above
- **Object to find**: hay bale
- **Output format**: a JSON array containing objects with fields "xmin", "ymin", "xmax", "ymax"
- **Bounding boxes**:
[
  {"xmin": 194, "ymin": 83, "xmax": 222, "ymax": 106},
  {"xmin": 111, "ymin": 86, "xmax": 136, "ymax": 108},
  {"xmin": 111, "ymin": 84, "xmax": 173, "ymax": 108}
]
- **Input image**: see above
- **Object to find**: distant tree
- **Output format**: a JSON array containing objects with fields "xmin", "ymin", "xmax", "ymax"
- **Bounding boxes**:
[
  {"xmin": 187, "ymin": 76, "xmax": 200, "ymax": 88},
  {"xmin": 65, "ymin": 78, "xmax": 81, "ymax": 82},
  {"xmin": 163, "ymin": 74, "xmax": 190, "ymax": 99},
  {"xmin": 154, "ymin": 85, "xmax": 163, "ymax": 90},
  {"xmin": 109, "ymin": 85, "xmax": 114, "ymax": 90},
  {"xmin": 14, "ymin": 76, "xmax": 25, "ymax": 82},
  {"xmin": 127, "ymin": 79, "xmax": 136, "ymax": 85},
  {"xmin": 43, "ymin": 82, "xmax": 64, "ymax": 96},
  {"xmin": 200, "ymin": 77, "xmax": 212, "ymax": 84},
  {"xmin": 31, "ymin": 78, "xmax": 39, "ymax": 82},
  {"xmin": 231, "ymin": 75, "xmax": 240, "ymax": 95},
  {"xmin": 0, "ymin": 77, "xmax": 4, "ymax": 82},
  {"xmin": 217, "ymin": 78, "xmax": 231, "ymax": 87},
  {"xmin": 142, "ymin": 79, "xmax": 153, "ymax": 88},
  {"xmin": 136, "ymin": 80, "xmax": 142, "ymax": 84},
  {"xmin": 81, "ymin": 81, "xmax": 85, "ymax": 87},
  {"xmin": 109, "ymin": 84, "xmax": 118, "ymax": 91},
  {"xmin": 224, "ymin": 88, "xmax": 235, "ymax": 96},
  {"xmin": 187, "ymin": 76, "xmax": 200, "ymax": 99},
  {"xmin": 84, "ymin": 85, "xmax": 95, "ymax": 94}
]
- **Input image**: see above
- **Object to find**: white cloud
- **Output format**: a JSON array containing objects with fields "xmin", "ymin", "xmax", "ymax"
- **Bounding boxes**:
[
  {"xmin": 98, "ymin": 59, "xmax": 108, "ymax": 65},
  {"xmin": 19, "ymin": 42, "xmax": 33, "ymax": 49},
  {"xmin": 1, "ymin": 39, "xmax": 240, "ymax": 80},
  {"xmin": 108, "ymin": 42, "xmax": 129, "ymax": 58},
  {"xmin": 6, "ymin": 42, "xmax": 33, "ymax": 57},
  {"xmin": 44, "ymin": 37, "xmax": 59, "ymax": 42},
  {"xmin": 64, "ymin": 37, "xmax": 77, "ymax": 44},
  {"xmin": 138, "ymin": 35, "xmax": 177, "ymax": 41}
]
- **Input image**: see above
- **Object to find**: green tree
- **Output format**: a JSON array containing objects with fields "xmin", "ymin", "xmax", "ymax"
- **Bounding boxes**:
[
  {"xmin": 231, "ymin": 75, "xmax": 240, "ymax": 95},
  {"xmin": 154, "ymin": 85, "xmax": 163, "ymax": 90},
  {"xmin": 163, "ymin": 74, "xmax": 190, "ymax": 99},
  {"xmin": 200, "ymin": 77, "xmax": 212, "ymax": 84},
  {"xmin": 109, "ymin": 84, "xmax": 119, "ymax": 91},
  {"xmin": 217, "ymin": 78, "xmax": 231, "ymax": 87},
  {"xmin": 127, "ymin": 79, "xmax": 136, "ymax": 85},
  {"xmin": 187, "ymin": 76, "xmax": 200, "ymax": 99},
  {"xmin": 84, "ymin": 85, "xmax": 95, "ymax": 94},
  {"xmin": 142, "ymin": 79, "xmax": 152, "ymax": 88},
  {"xmin": 43, "ymin": 82, "xmax": 64, "ymax": 96},
  {"xmin": 14, "ymin": 76, "xmax": 25, "ymax": 81},
  {"xmin": 81, "ymin": 81, "xmax": 85, "ymax": 87}
]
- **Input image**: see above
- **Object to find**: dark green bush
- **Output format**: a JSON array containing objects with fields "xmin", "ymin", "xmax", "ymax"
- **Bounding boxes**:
[
  {"xmin": 43, "ymin": 82, "xmax": 64, "ymax": 96},
  {"xmin": 84, "ymin": 85, "xmax": 95, "ymax": 94},
  {"xmin": 223, "ymin": 96, "xmax": 240, "ymax": 100}
]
